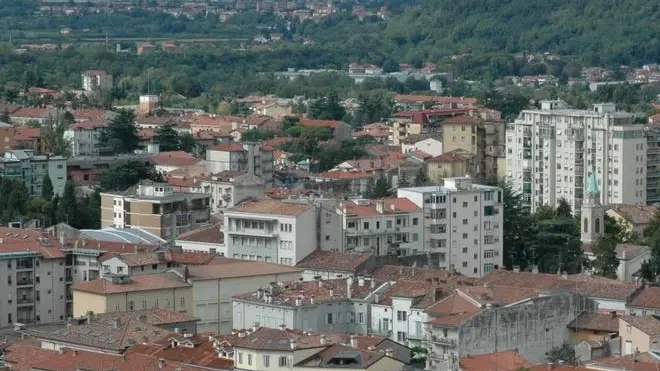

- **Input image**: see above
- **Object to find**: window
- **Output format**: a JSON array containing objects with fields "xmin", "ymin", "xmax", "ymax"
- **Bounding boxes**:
[
  {"xmin": 180, "ymin": 297, "xmax": 185, "ymax": 307},
  {"xmin": 327, "ymin": 313, "xmax": 333, "ymax": 324},
  {"xmin": 358, "ymin": 312, "xmax": 364, "ymax": 324},
  {"xmin": 238, "ymin": 352, "xmax": 243, "ymax": 364},
  {"xmin": 484, "ymin": 263, "xmax": 494, "ymax": 273},
  {"xmin": 412, "ymin": 233, "xmax": 418, "ymax": 242},
  {"xmin": 415, "ymin": 321, "xmax": 422, "ymax": 337},
  {"xmin": 263, "ymin": 355, "xmax": 270, "ymax": 367},
  {"xmin": 462, "ymin": 261, "xmax": 468, "ymax": 267},
  {"xmin": 386, "ymin": 220, "xmax": 392, "ymax": 228},
  {"xmin": 397, "ymin": 331, "xmax": 407, "ymax": 342},
  {"xmin": 462, "ymin": 247, "xmax": 468, "ymax": 253},
  {"xmin": 363, "ymin": 222, "xmax": 370, "ymax": 230},
  {"xmin": 462, "ymin": 233, "xmax": 468, "ymax": 239},
  {"xmin": 279, "ymin": 356, "xmax": 288, "ymax": 367},
  {"xmin": 381, "ymin": 318, "xmax": 389, "ymax": 331},
  {"xmin": 412, "ymin": 218, "xmax": 418, "ymax": 226},
  {"xmin": 247, "ymin": 354, "xmax": 253, "ymax": 366},
  {"xmin": 152, "ymin": 264, "xmax": 158, "ymax": 270},
  {"xmin": 462, "ymin": 219, "xmax": 468, "ymax": 225},
  {"xmin": 350, "ymin": 312, "xmax": 355, "ymax": 323},
  {"xmin": 348, "ymin": 221, "xmax": 356, "ymax": 229},
  {"xmin": 462, "ymin": 202, "xmax": 468, "ymax": 208},
  {"xmin": 484, "ymin": 206, "xmax": 495, "ymax": 216},
  {"xmin": 397, "ymin": 310, "xmax": 407, "ymax": 321},
  {"xmin": 128, "ymin": 301, "xmax": 135, "ymax": 311},
  {"xmin": 484, "ymin": 250, "xmax": 496, "ymax": 258},
  {"xmin": 453, "ymin": 197, "xmax": 456, "ymax": 203}
]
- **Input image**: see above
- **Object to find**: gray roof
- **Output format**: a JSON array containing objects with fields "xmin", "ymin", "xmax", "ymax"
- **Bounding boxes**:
[
  {"xmin": 79, "ymin": 227, "xmax": 166, "ymax": 245},
  {"xmin": 0, "ymin": 121, "xmax": 11, "ymax": 128}
]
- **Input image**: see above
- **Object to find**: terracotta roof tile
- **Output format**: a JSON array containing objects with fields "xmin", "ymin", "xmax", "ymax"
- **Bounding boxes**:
[
  {"xmin": 426, "ymin": 293, "xmax": 480, "ymax": 317},
  {"xmin": 295, "ymin": 250, "xmax": 371, "ymax": 272},
  {"xmin": 567, "ymin": 312, "xmax": 619, "ymax": 333},
  {"xmin": 128, "ymin": 332, "xmax": 235, "ymax": 369},
  {"xmin": 70, "ymin": 118, "xmax": 110, "ymax": 130},
  {"xmin": 296, "ymin": 343, "xmax": 390, "ymax": 369},
  {"xmin": 72, "ymin": 272, "xmax": 190, "ymax": 294},
  {"xmin": 459, "ymin": 350, "xmax": 532, "ymax": 371},
  {"xmin": 457, "ymin": 285, "xmax": 540, "ymax": 306},
  {"xmin": 587, "ymin": 353, "xmax": 660, "ymax": 371},
  {"xmin": 11, "ymin": 107, "xmax": 54, "ymax": 118},
  {"xmin": 14, "ymin": 127, "xmax": 41, "ymax": 140},
  {"xmin": 394, "ymin": 95, "xmax": 478, "ymax": 106},
  {"xmin": 428, "ymin": 149, "xmax": 474, "ymax": 162},
  {"xmin": 228, "ymin": 199, "xmax": 313, "ymax": 216},
  {"xmin": 150, "ymin": 151, "xmax": 200, "ymax": 167},
  {"xmin": 209, "ymin": 143, "xmax": 245, "ymax": 152},
  {"xmin": 177, "ymin": 223, "xmax": 224, "ymax": 244},
  {"xmin": 615, "ymin": 244, "xmax": 649, "ymax": 260},
  {"xmin": 181, "ymin": 259, "xmax": 302, "ymax": 280},
  {"xmin": 443, "ymin": 115, "xmax": 481, "ymax": 125},
  {"xmin": 314, "ymin": 171, "xmax": 374, "ymax": 180},
  {"xmin": 138, "ymin": 127, "xmax": 157, "ymax": 140},
  {"xmin": 70, "ymin": 109, "xmax": 107, "ymax": 121},
  {"xmin": 621, "ymin": 315, "xmax": 660, "ymax": 336},
  {"xmin": 609, "ymin": 204, "xmax": 659, "ymax": 226},
  {"xmin": 0, "ymin": 227, "xmax": 65, "ymax": 259},
  {"xmin": 630, "ymin": 286, "xmax": 660, "ymax": 309},
  {"xmin": 343, "ymin": 197, "xmax": 421, "ymax": 217}
]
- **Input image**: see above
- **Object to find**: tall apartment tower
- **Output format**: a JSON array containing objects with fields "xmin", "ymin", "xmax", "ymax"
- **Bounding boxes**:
[
  {"xmin": 506, "ymin": 101, "xmax": 647, "ymax": 212},
  {"xmin": 397, "ymin": 177, "xmax": 503, "ymax": 277},
  {"xmin": 581, "ymin": 170, "xmax": 605, "ymax": 244}
]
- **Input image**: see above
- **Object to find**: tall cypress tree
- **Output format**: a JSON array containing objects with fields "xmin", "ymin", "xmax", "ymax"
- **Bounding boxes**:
[{"xmin": 42, "ymin": 175, "xmax": 54, "ymax": 200}]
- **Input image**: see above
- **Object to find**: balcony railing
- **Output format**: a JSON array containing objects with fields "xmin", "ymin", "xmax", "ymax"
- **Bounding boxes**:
[
  {"xmin": 17, "ymin": 298, "xmax": 35, "ymax": 305},
  {"xmin": 16, "ymin": 278, "xmax": 34, "ymax": 287},
  {"xmin": 431, "ymin": 336, "xmax": 457, "ymax": 347}
]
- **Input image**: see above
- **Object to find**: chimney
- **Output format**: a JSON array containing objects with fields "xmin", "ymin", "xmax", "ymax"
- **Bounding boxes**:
[
  {"xmin": 290, "ymin": 339, "xmax": 297, "ymax": 350},
  {"xmin": 252, "ymin": 322, "xmax": 260, "ymax": 332},
  {"xmin": 347, "ymin": 277, "xmax": 353, "ymax": 299},
  {"xmin": 329, "ymin": 289, "xmax": 334, "ymax": 297},
  {"xmin": 257, "ymin": 288, "xmax": 264, "ymax": 299},
  {"xmin": 376, "ymin": 200, "xmax": 384, "ymax": 214},
  {"xmin": 384, "ymin": 349, "xmax": 394, "ymax": 358},
  {"xmin": 370, "ymin": 278, "xmax": 375, "ymax": 289},
  {"xmin": 350, "ymin": 335, "xmax": 358, "ymax": 348},
  {"xmin": 157, "ymin": 250, "xmax": 166, "ymax": 261},
  {"xmin": 184, "ymin": 265, "xmax": 189, "ymax": 282},
  {"xmin": 280, "ymin": 324, "xmax": 287, "ymax": 331},
  {"xmin": 610, "ymin": 311, "xmax": 617, "ymax": 319},
  {"xmin": 390, "ymin": 204, "xmax": 396, "ymax": 212},
  {"xmin": 319, "ymin": 281, "xmax": 323, "ymax": 288},
  {"xmin": 174, "ymin": 327, "xmax": 180, "ymax": 334},
  {"xmin": 513, "ymin": 265, "xmax": 520, "ymax": 273},
  {"xmin": 310, "ymin": 295, "xmax": 315, "ymax": 304},
  {"xmin": 532, "ymin": 266, "xmax": 539, "ymax": 275},
  {"xmin": 58, "ymin": 348, "xmax": 65, "ymax": 355},
  {"xmin": 295, "ymin": 296, "xmax": 303, "ymax": 306},
  {"xmin": 433, "ymin": 287, "xmax": 444, "ymax": 302},
  {"xmin": 358, "ymin": 275, "xmax": 365, "ymax": 287},
  {"xmin": 72, "ymin": 350, "xmax": 78, "ymax": 357},
  {"xmin": 320, "ymin": 335, "xmax": 328, "ymax": 345},
  {"xmin": 238, "ymin": 330, "xmax": 246, "ymax": 338},
  {"xmin": 112, "ymin": 318, "xmax": 120, "ymax": 329},
  {"xmin": 158, "ymin": 358, "xmax": 165, "ymax": 369}
]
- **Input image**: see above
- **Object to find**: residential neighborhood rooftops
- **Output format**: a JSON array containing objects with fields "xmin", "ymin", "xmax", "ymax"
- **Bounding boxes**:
[
  {"xmin": 208, "ymin": 143, "xmax": 245, "ymax": 152},
  {"xmin": 295, "ymin": 343, "xmax": 394, "ymax": 369},
  {"xmin": 228, "ymin": 199, "xmax": 313, "ymax": 216},
  {"xmin": 295, "ymin": 250, "xmax": 371, "ymax": 272},
  {"xmin": 72, "ymin": 272, "xmax": 190, "ymax": 294},
  {"xmin": 629, "ymin": 286, "xmax": 660, "ymax": 309},
  {"xmin": 608, "ymin": 204, "xmax": 659, "ymax": 226},
  {"xmin": 0, "ymin": 227, "xmax": 65, "ymax": 259},
  {"xmin": 459, "ymin": 350, "xmax": 531, "ymax": 371},
  {"xmin": 14, "ymin": 127, "xmax": 41, "ymax": 140}
]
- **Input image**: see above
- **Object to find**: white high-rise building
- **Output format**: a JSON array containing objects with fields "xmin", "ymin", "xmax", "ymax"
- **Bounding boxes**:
[
  {"xmin": 397, "ymin": 177, "xmax": 503, "ymax": 277},
  {"xmin": 506, "ymin": 101, "xmax": 646, "ymax": 212}
]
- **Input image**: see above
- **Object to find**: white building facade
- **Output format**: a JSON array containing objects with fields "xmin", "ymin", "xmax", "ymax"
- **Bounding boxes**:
[
  {"xmin": 506, "ymin": 101, "xmax": 646, "ymax": 212},
  {"xmin": 397, "ymin": 178, "xmax": 504, "ymax": 277},
  {"xmin": 336, "ymin": 198, "xmax": 424, "ymax": 256},
  {"xmin": 223, "ymin": 200, "xmax": 317, "ymax": 266}
]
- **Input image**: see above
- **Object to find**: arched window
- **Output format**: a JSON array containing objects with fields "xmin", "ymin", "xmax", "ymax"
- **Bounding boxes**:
[
  {"xmin": 583, "ymin": 218, "xmax": 588, "ymax": 233},
  {"xmin": 595, "ymin": 218, "xmax": 601, "ymax": 233}
]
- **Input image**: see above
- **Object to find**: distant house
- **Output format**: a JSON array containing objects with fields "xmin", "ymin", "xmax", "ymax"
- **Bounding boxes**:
[
  {"xmin": 607, "ymin": 204, "xmax": 659, "ymax": 236},
  {"xmin": 149, "ymin": 150, "xmax": 200, "ymax": 174},
  {"xmin": 401, "ymin": 134, "xmax": 443, "ymax": 157},
  {"xmin": 137, "ymin": 42, "xmax": 156, "ymax": 55}
]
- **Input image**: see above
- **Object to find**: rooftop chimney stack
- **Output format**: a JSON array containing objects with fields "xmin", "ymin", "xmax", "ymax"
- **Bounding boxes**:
[
  {"xmin": 350, "ymin": 335, "xmax": 358, "ymax": 348},
  {"xmin": 376, "ymin": 200, "xmax": 385, "ymax": 214},
  {"xmin": 358, "ymin": 275, "xmax": 365, "ymax": 287}
]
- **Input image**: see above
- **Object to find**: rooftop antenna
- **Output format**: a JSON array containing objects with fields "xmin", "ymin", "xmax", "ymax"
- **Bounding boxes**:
[{"xmin": 105, "ymin": 32, "xmax": 109, "ymax": 51}]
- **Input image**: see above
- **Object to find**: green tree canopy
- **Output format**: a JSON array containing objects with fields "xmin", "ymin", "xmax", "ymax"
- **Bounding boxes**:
[
  {"xmin": 100, "ymin": 109, "xmax": 139, "ymax": 154},
  {"xmin": 41, "ymin": 175, "xmax": 53, "ymax": 200}
]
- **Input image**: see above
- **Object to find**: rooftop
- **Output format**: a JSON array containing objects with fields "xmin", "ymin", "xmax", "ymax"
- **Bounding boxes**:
[
  {"xmin": 342, "ymin": 198, "xmax": 422, "ymax": 217},
  {"xmin": 459, "ymin": 350, "xmax": 532, "ymax": 371},
  {"xmin": 457, "ymin": 285, "xmax": 540, "ymax": 306},
  {"xmin": 621, "ymin": 315, "xmax": 660, "ymax": 336},
  {"xmin": 567, "ymin": 312, "xmax": 620, "ymax": 333},
  {"xmin": 208, "ymin": 143, "xmax": 245, "ymax": 152},
  {"xmin": 0, "ymin": 227, "xmax": 65, "ymax": 259},
  {"xmin": 79, "ymin": 226, "xmax": 167, "ymax": 245},
  {"xmin": 300, "ymin": 119, "xmax": 344, "ymax": 129},
  {"xmin": 176, "ymin": 223, "xmax": 224, "ymax": 244},
  {"xmin": 482, "ymin": 269, "xmax": 638, "ymax": 301},
  {"xmin": 128, "ymin": 332, "xmax": 236, "ymax": 369},
  {"xmin": 149, "ymin": 151, "xmax": 200, "ymax": 167},
  {"xmin": 295, "ymin": 250, "xmax": 371, "ymax": 272},
  {"xmin": 608, "ymin": 204, "xmax": 659, "ymax": 226},
  {"xmin": 234, "ymin": 277, "xmax": 379, "ymax": 307},
  {"xmin": 28, "ymin": 309, "xmax": 196, "ymax": 352},
  {"xmin": 295, "ymin": 343, "xmax": 392, "ymax": 369},
  {"xmin": 629, "ymin": 286, "xmax": 660, "ymax": 309},
  {"xmin": 227, "ymin": 199, "xmax": 313, "ymax": 216},
  {"xmin": 72, "ymin": 272, "xmax": 190, "ymax": 295},
  {"xmin": 178, "ymin": 259, "xmax": 303, "ymax": 281}
]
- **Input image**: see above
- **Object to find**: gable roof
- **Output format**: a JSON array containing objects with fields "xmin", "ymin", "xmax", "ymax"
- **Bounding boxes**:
[
  {"xmin": 567, "ymin": 312, "xmax": 620, "ymax": 333},
  {"xmin": 300, "ymin": 119, "xmax": 344, "ymax": 129},
  {"xmin": 176, "ymin": 223, "xmax": 224, "ymax": 244},
  {"xmin": 72, "ymin": 272, "xmax": 190, "ymax": 294},
  {"xmin": 149, "ymin": 151, "xmax": 200, "ymax": 167},
  {"xmin": 295, "ymin": 250, "xmax": 371, "ymax": 272},
  {"xmin": 629, "ymin": 286, "xmax": 660, "ymax": 309},
  {"xmin": 295, "ymin": 343, "xmax": 393, "ymax": 369},
  {"xmin": 343, "ymin": 198, "xmax": 421, "ymax": 217},
  {"xmin": 621, "ymin": 315, "xmax": 660, "ymax": 336}
]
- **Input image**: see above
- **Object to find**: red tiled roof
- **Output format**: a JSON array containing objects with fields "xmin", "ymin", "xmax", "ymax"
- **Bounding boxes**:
[
  {"xmin": 295, "ymin": 250, "xmax": 371, "ymax": 272},
  {"xmin": 14, "ymin": 127, "xmax": 40, "ymax": 140},
  {"xmin": 443, "ymin": 115, "xmax": 481, "ymax": 125},
  {"xmin": 28, "ymin": 87, "xmax": 59, "ymax": 95},
  {"xmin": 426, "ymin": 293, "xmax": 479, "ymax": 318},
  {"xmin": 460, "ymin": 350, "xmax": 532, "ymax": 371},
  {"xmin": 183, "ymin": 259, "xmax": 302, "ymax": 280},
  {"xmin": 300, "ymin": 119, "xmax": 344, "ymax": 129},
  {"xmin": 297, "ymin": 343, "xmax": 391, "ymax": 369},
  {"xmin": 608, "ymin": 204, "xmax": 659, "ymax": 226},
  {"xmin": 72, "ymin": 272, "xmax": 190, "ymax": 294},
  {"xmin": 209, "ymin": 143, "xmax": 245, "ymax": 152},
  {"xmin": 621, "ymin": 315, "xmax": 660, "ymax": 336},
  {"xmin": 567, "ymin": 312, "xmax": 620, "ymax": 333},
  {"xmin": 630, "ymin": 286, "xmax": 660, "ymax": 309},
  {"xmin": 394, "ymin": 94, "xmax": 478, "ymax": 106},
  {"xmin": 70, "ymin": 118, "xmax": 110, "ymax": 130},
  {"xmin": 150, "ymin": 151, "xmax": 200, "ymax": 167},
  {"xmin": 344, "ymin": 198, "xmax": 421, "ymax": 217},
  {"xmin": 0, "ymin": 227, "xmax": 64, "ymax": 259},
  {"xmin": 70, "ymin": 109, "xmax": 107, "ymax": 121},
  {"xmin": 177, "ymin": 223, "xmax": 224, "ymax": 244},
  {"xmin": 138, "ymin": 128, "xmax": 157, "ymax": 140},
  {"xmin": 128, "ymin": 333, "xmax": 235, "ymax": 369},
  {"xmin": 263, "ymin": 136, "xmax": 294, "ymax": 148},
  {"xmin": 11, "ymin": 107, "xmax": 53, "ymax": 118},
  {"xmin": 588, "ymin": 353, "xmax": 660, "ymax": 371}
]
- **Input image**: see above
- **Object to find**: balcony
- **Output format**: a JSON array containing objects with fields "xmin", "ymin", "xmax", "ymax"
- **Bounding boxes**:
[
  {"xmin": 431, "ymin": 336, "xmax": 457, "ymax": 347},
  {"xmin": 17, "ymin": 297, "xmax": 35, "ymax": 306},
  {"xmin": 16, "ymin": 278, "xmax": 34, "ymax": 287},
  {"xmin": 223, "ymin": 226, "xmax": 277, "ymax": 237}
]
